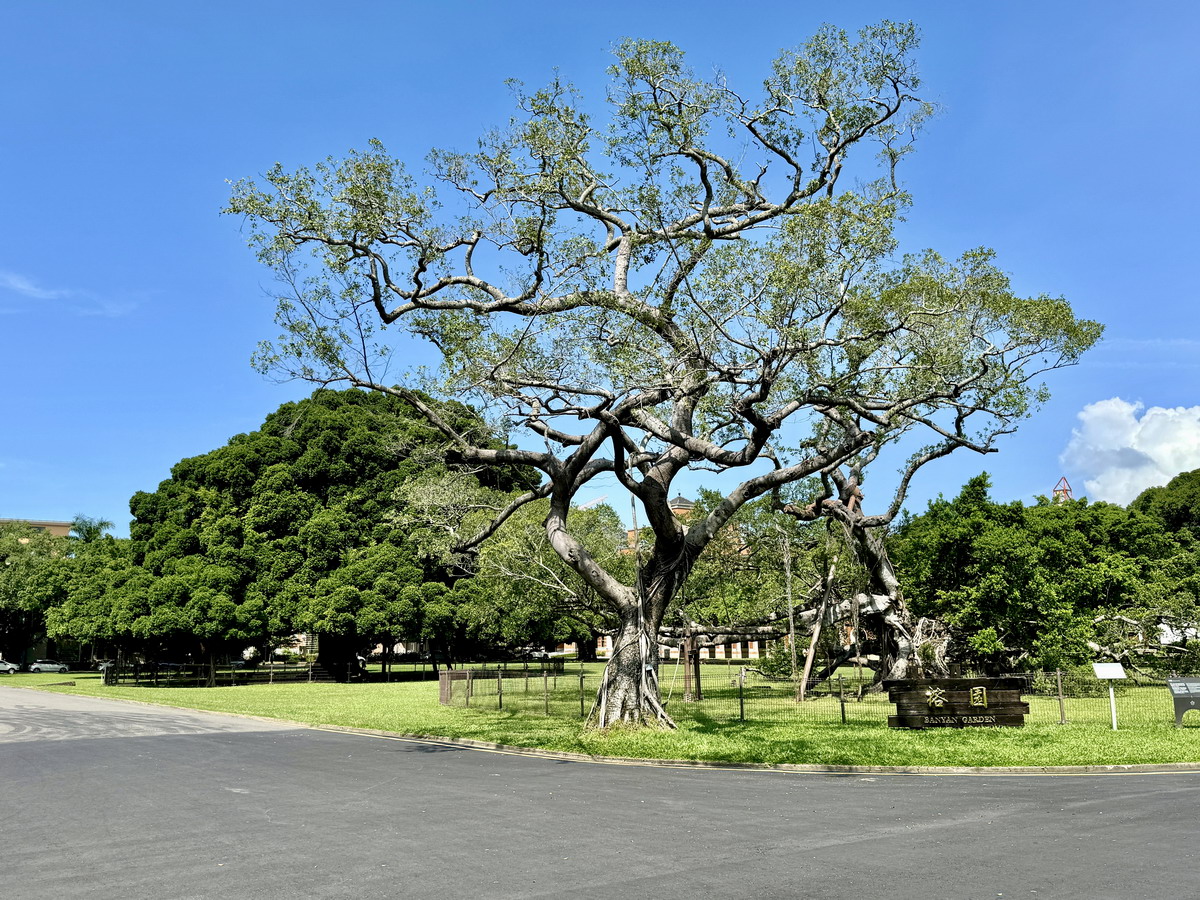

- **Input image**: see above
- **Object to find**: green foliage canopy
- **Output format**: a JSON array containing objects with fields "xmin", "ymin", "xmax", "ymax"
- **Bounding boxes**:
[
  {"xmin": 892, "ymin": 474, "xmax": 1200, "ymax": 670},
  {"xmin": 49, "ymin": 389, "xmax": 535, "ymax": 664}
]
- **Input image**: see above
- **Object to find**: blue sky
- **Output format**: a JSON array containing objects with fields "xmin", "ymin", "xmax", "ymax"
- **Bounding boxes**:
[{"xmin": 3, "ymin": 1, "xmax": 1198, "ymax": 535}]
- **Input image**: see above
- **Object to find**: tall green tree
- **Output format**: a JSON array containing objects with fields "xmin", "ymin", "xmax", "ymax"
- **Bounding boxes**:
[
  {"xmin": 0, "ymin": 522, "xmax": 68, "ymax": 663},
  {"xmin": 70, "ymin": 515, "xmax": 114, "ymax": 544},
  {"xmin": 51, "ymin": 389, "xmax": 532, "ymax": 680},
  {"xmin": 229, "ymin": 23, "xmax": 1100, "ymax": 724},
  {"xmin": 467, "ymin": 499, "xmax": 628, "ymax": 657},
  {"xmin": 47, "ymin": 534, "xmax": 144, "ymax": 662}
]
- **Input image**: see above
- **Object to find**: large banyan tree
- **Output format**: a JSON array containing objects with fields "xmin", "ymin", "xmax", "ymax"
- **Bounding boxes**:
[{"xmin": 228, "ymin": 22, "xmax": 1101, "ymax": 726}]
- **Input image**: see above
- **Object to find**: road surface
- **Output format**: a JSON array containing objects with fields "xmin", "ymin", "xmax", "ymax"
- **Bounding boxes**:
[{"xmin": 1, "ymin": 687, "xmax": 1194, "ymax": 899}]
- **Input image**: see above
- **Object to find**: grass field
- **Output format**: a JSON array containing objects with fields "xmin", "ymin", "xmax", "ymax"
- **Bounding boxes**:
[{"xmin": 5, "ymin": 667, "xmax": 1200, "ymax": 768}]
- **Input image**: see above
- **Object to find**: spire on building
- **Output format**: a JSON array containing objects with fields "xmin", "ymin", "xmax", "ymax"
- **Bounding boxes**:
[{"xmin": 1052, "ymin": 477, "xmax": 1074, "ymax": 503}]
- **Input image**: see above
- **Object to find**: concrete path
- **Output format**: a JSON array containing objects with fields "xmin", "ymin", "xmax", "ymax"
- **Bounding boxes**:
[{"xmin": 2, "ymin": 687, "xmax": 1195, "ymax": 899}]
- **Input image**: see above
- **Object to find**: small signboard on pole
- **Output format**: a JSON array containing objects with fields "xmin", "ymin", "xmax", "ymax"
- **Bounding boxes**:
[{"xmin": 1092, "ymin": 662, "xmax": 1127, "ymax": 730}]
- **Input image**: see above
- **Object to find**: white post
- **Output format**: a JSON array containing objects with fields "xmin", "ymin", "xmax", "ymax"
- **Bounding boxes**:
[{"xmin": 1092, "ymin": 663, "xmax": 1126, "ymax": 732}]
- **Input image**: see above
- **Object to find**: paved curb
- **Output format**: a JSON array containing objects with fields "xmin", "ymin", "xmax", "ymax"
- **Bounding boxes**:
[
  {"xmin": 8, "ymin": 683, "xmax": 1200, "ymax": 777},
  {"xmin": 312, "ymin": 724, "xmax": 1200, "ymax": 776}
]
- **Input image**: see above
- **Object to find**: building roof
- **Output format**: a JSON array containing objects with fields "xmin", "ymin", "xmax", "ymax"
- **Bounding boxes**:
[
  {"xmin": 0, "ymin": 518, "xmax": 73, "ymax": 537},
  {"xmin": 668, "ymin": 495, "xmax": 694, "ymax": 510}
]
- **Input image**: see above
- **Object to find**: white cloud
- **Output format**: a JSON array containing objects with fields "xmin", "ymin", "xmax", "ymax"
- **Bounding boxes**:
[
  {"xmin": 1061, "ymin": 398, "xmax": 1200, "ymax": 504},
  {"xmin": 0, "ymin": 270, "xmax": 76, "ymax": 301},
  {"xmin": 0, "ymin": 269, "xmax": 133, "ymax": 317}
]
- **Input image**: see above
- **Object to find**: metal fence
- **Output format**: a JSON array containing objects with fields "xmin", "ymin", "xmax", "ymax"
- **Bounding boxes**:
[
  {"xmin": 440, "ymin": 664, "xmax": 1200, "ymax": 729},
  {"xmin": 106, "ymin": 662, "xmax": 318, "ymax": 687}
]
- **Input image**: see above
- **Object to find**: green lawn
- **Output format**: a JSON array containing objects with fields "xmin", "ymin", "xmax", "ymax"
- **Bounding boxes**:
[{"xmin": 5, "ymin": 669, "xmax": 1200, "ymax": 768}]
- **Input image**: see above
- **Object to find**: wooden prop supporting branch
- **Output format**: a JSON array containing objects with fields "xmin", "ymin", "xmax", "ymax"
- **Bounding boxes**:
[
  {"xmin": 779, "ymin": 530, "xmax": 801, "ymax": 702},
  {"xmin": 800, "ymin": 556, "xmax": 837, "ymax": 701}
]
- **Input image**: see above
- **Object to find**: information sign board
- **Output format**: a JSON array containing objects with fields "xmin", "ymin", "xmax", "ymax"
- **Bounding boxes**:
[
  {"xmin": 1166, "ymin": 678, "xmax": 1200, "ymax": 727},
  {"xmin": 1092, "ymin": 662, "xmax": 1127, "ymax": 680},
  {"xmin": 884, "ymin": 677, "xmax": 1029, "ymax": 729}
]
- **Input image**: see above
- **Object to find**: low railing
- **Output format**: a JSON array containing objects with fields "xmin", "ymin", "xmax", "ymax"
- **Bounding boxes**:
[{"xmin": 441, "ymin": 665, "xmax": 1200, "ymax": 729}]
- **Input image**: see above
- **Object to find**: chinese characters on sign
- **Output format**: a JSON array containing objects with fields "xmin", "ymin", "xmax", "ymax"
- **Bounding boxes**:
[{"xmin": 886, "ymin": 678, "xmax": 1028, "ymax": 728}]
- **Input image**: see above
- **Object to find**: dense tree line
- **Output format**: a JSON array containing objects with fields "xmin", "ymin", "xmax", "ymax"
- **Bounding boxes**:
[
  {"xmin": 8, "ymin": 392, "xmax": 1199, "ymax": 684},
  {"xmin": 890, "ymin": 472, "xmax": 1200, "ymax": 673}
]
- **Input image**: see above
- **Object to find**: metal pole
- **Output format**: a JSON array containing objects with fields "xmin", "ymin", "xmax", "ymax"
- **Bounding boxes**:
[
  {"xmin": 739, "ymin": 667, "xmax": 745, "ymax": 723},
  {"xmin": 839, "ymin": 675, "xmax": 847, "ymax": 724},
  {"xmin": 497, "ymin": 670, "xmax": 503, "ymax": 710},
  {"xmin": 580, "ymin": 670, "xmax": 586, "ymax": 718},
  {"xmin": 543, "ymin": 669, "xmax": 549, "ymax": 715},
  {"xmin": 1056, "ymin": 668, "xmax": 1067, "ymax": 725},
  {"xmin": 1109, "ymin": 682, "xmax": 1118, "ymax": 730}
]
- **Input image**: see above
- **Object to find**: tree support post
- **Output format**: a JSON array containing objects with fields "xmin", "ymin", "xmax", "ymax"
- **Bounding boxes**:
[
  {"xmin": 686, "ymin": 638, "xmax": 696, "ymax": 700},
  {"xmin": 1056, "ymin": 668, "xmax": 1067, "ymax": 725}
]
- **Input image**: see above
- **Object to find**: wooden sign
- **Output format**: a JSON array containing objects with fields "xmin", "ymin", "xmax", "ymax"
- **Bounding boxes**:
[{"xmin": 884, "ymin": 677, "xmax": 1029, "ymax": 729}]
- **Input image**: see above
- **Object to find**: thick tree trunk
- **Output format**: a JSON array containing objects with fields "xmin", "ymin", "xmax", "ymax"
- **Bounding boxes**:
[
  {"xmin": 840, "ymin": 520, "xmax": 917, "ymax": 682},
  {"xmin": 545, "ymin": 492, "xmax": 695, "ymax": 728},
  {"xmin": 594, "ymin": 615, "xmax": 674, "ymax": 728}
]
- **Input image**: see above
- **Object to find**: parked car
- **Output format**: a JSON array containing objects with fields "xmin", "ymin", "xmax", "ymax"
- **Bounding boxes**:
[
  {"xmin": 0, "ymin": 660, "xmax": 19, "ymax": 674},
  {"xmin": 29, "ymin": 659, "xmax": 69, "ymax": 674}
]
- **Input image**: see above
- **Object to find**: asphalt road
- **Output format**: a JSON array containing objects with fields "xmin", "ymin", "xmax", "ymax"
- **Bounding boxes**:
[{"xmin": 1, "ymin": 687, "xmax": 1196, "ymax": 900}]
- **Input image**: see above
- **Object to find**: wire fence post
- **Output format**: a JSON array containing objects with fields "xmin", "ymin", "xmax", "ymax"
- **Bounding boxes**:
[
  {"xmin": 543, "ymin": 668, "xmax": 549, "ymax": 715},
  {"xmin": 497, "ymin": 670, "xmax": 503, "ymax": 711},
  {"xmin": 739, "ymin": 667, "xmax": 746, "ymax": 723},
  {"xmin": 838, "ymin": 675, "xmax": 847, "ymax": 724},
  {"xmin": 579, "ymin": 670, "xmax": 586, "ymax": 718},
  {"xmin": 465, "ymin": 670, "xmax": 472, "ymax": 708}
]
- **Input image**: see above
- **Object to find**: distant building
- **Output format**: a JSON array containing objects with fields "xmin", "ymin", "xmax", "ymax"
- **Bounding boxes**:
[
  {"xmin": 0, "ymin": 518, "xmax": 73, "ymax": 537},
  {"xmin": 625, "ymin": 495, "xmax": 697, "ymax": 549}
]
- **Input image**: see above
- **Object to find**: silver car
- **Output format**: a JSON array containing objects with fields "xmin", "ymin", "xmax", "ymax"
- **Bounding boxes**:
[
  {"xmin": 0, "ymin": 660, "xmax": 19, "ymax": 674},
  {"xmin": 29, "ymin": 659, "xmax": 68, "ymax": 674}
]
